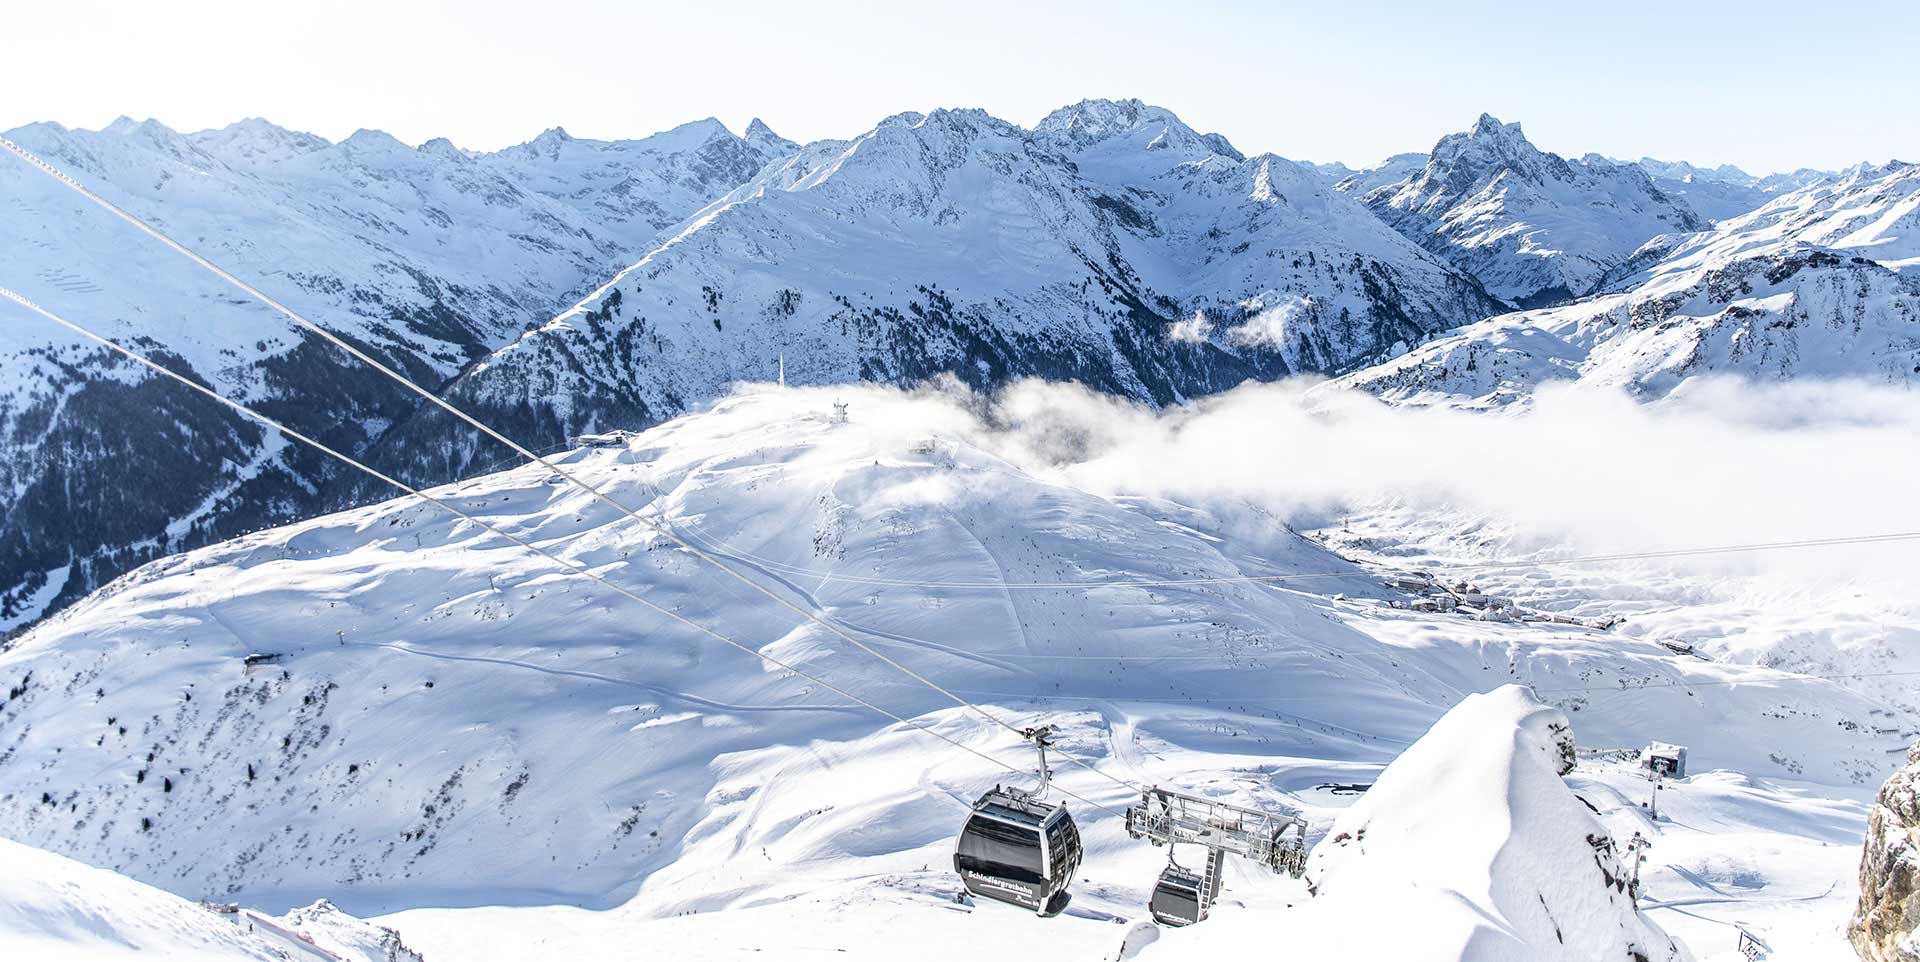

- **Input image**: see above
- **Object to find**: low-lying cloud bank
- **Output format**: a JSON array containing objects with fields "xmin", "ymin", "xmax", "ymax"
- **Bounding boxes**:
[{"xmin": 743, "ymin": 375, "xmax": 1920, "ymax": 590}]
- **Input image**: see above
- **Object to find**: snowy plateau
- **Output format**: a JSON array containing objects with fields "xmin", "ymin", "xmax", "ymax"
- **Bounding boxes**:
[{"xmin": 1, "ymin": 97, "xmax": 1918, "ymax": 962}]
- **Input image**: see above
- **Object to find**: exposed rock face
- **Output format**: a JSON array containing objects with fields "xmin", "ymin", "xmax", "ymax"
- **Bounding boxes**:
[{"xmin": 1853, "ymin": 741, "xmax": 1920, "ymax": 962}]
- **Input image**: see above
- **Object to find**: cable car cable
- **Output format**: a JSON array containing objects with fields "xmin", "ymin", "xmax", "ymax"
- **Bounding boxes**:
[
  {"xmin": 0, "ymin": 285, "xmax": 1130, "ymax": 820},
  {"xmin": 14, "ymin": 135, "xmax": 1915, "ymax": 803},
  {"xmin": 0, "ymin": 136, "xmax": 1141, "ymax": 796}
]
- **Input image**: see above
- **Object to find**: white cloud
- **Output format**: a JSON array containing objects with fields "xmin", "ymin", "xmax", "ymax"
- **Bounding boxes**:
[
  {"xmin": 752, "ymin": 375, "xmax": 1920, "ymax": 596},
  {"xmin": 1227, "ymin": 294, "xmax": 1312, "ymax": 349},
  {"xmin": 1166, "ymin": 309, "xmax": 1213, "ymax": 344}
]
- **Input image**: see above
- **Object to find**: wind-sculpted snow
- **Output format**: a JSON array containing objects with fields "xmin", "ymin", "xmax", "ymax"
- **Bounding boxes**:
[
  {"xmin": 1341, "ymin": 162, "xmax": 1920, "ymax": 405},
  {"xmin": 1365, "ymin": 114, "xmax": 1707, "ymax": 308},
  {"xmin": 0, "ymin": 387, "xmax": 1908, "ymax": 953},
  {"xmin": 0, "ymin": 115, "xmax": 794, "ymax": 629},
  {"xmin": 1179, "ymin": 687, "xmax": 1689, "ymax": 961}
]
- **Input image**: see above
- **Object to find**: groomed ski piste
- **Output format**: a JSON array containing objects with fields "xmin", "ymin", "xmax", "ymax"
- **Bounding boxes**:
[{"xmin": 3, "ymin": 379, "xmax": 1915, "ymax": 961}]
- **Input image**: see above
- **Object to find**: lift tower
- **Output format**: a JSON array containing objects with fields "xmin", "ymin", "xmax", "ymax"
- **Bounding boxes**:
[{"xmin": 1123, "ymin": 787, "xmax": 1309, "ymax": 926}]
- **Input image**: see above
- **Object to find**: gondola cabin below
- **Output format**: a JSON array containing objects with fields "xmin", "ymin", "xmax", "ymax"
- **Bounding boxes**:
[
  {"xmin": 954, "ymin": 788, "xmax": 1083, "ymax": 916},
  {"xmin": 1149, "ymin": 863, "xmax": 1209, "ymax": 926}
]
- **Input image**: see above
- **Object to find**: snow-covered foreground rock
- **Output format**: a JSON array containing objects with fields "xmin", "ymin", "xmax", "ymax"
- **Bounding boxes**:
[
  {"xmin": 1853, "ymin": 741, "xmax": 1920, "ymax": 961},
  {"xmin": 0, "ymin": 835, "xmax": 419, "ymax": 961},
  {"xmin": 1, "ymin": 383, "xmax": 1911, "ymax": 960},
  {"xmin": 1167, "ymin": 686, "xmax": 1688, "ymax": 961}
]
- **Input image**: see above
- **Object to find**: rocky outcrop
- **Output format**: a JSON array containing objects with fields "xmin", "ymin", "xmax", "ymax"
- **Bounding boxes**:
[{"xmin": 1853, "ymin": 741, "xmax": 1920, "ymax": 962}]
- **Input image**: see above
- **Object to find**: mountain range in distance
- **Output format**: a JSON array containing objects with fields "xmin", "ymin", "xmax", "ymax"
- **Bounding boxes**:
[{"xmin": 1, "ymin": 99, "xmax": 1911, "ymax": 633}]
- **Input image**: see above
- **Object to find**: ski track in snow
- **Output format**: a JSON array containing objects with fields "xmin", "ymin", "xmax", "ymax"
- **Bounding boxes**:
[{"xmin": 2, "ymin": 386, "xmax": 1909, "ymax": 962}]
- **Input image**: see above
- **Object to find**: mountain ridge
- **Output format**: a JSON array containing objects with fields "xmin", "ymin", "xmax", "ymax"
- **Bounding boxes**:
[{"xmin": 1362, "ymin": 114, "xmax": 1708, "ymax": 309}]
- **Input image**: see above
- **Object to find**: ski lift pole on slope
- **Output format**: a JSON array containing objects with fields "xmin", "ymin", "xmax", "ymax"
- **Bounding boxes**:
[{"xmin": 1124, "ymin": 786, "xmax": 1308, "ymax": 926}]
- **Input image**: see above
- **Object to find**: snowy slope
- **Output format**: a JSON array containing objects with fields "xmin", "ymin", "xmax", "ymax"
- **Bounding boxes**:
[
  {"xmin": 396, "ymin": 99, "xmax": 1500, "ymax": 476},
  {"xmin": 0, "ymin": 384, "xmax": 1908, "ymax": 962},
  {"xmin": 1340, "ymin": 161, "xmax": 1920, "ymax": 406},
  {"xmin": 1365, "ymin": 115, "xmax": 1707, "ymax": 308},
  {"xmin": 0, "ymin": 835, "xmax": 418, "ymax": 962},
  {"xmin": 0, "ymin": 116, "xmax": 793, "ymax": 629},
  {"xmin": 0, "ymin": 835, "xmax": 286, "ymax": 961}
]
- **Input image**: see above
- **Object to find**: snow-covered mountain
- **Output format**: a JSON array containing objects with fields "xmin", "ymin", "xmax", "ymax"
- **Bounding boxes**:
[
  {"xmin": 1341, "ymin": 160, "xmax": 1920, "ymax": 406},
  {"xmin": 1363, "ymin": 115, "xmax": 1707, "ymax": 308},
  {"xmin": 2, "ymin": 385, "xmax": 1907, "ymax": 960},
  {"xmin": 1628, "ymin": 157, "xmax": 1835, "ymax": 224},
  {"xmin": 1331, "ymin": 150, "xmax": 1427, "ymax": 196},
  {"xmin": 0, "ymin": 116, "xmax": 796, "ymax": 630},
  {"xmin": 373, "ymin": 99, "xmax": 1500, "ymax": 489}
]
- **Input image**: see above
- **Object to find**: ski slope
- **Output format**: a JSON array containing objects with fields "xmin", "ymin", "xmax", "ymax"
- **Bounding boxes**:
[{"xmin": 1, "ymin": 382, "xmax": 1911, "ymax": 960}]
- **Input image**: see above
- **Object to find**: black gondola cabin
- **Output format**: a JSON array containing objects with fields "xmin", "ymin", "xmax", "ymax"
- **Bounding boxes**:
[
  {"xmin": 954, "ymin": 788, "xmax": 1082, "ymax": 916},
  {"xmin": 1149, "ymin": 863, "xmax": 1208, "ymax": 926}
]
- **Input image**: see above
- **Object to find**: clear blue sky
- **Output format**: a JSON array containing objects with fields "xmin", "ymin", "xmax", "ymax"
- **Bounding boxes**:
[{"xmin": 6, "ymin": 0, "xmax": 1915, "ymax": 173}]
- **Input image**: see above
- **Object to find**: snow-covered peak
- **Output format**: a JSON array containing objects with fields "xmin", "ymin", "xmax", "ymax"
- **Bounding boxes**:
[
  {"xmin": 652, "ymin": 116, "xmax": 737, "ymax": 149},
  {"xmin": 1643, "ymin": 159, "xmax": 1920, "ymax": 280},
  {"xmin": 1636, "ymin": 156, "xmax": 1759, "ymax": 187},
  {"xmin": 338, "ymin": 127, "xmax": 413, "ymax": 157},
  {"xmin": 92, "ymin": 115, "xmax": 206, "ymax": 164},
  {"xmin": 1333, "ymin": 151, "xmax": 1427, "ymax": 195},
  {"xmin": 450, "ymin": 99, "xmax": 1498, "ymax": 433},
  {"xmin": 1424, "ymin": 112, "xmax": 1571, "ymax": 187},
  {"xmin": 1035, "ymin": 97, "xmax": 1235, "ymax": 163},
  {"xmin": 743, "ymin": 117, "xmax": 795, "ymax": 153},
  {"xmin": 1339, "ymin": 158, "xmax": 1920, "ymax": 406},
  {"xmin": 1034, "ymin": 97, "xmax": 1162, "ymax": 138},
  {"xmin": 521, "ymin": 125, "xmax": 573, "ymax": 157},
  {"xmin": 188, "ymin": 117, "xmax": 331, "ymax": 168},
  {"xmin": 100, "ymin": 114, "xmax": 151, "ymax": 137},
  {"xmin": 419, "ymin": 135, "xmax": 463, "ymax": 157},
  {"xmin": 1365, "ymin": 113, "xmax": 1706, "ymax": 306}
]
